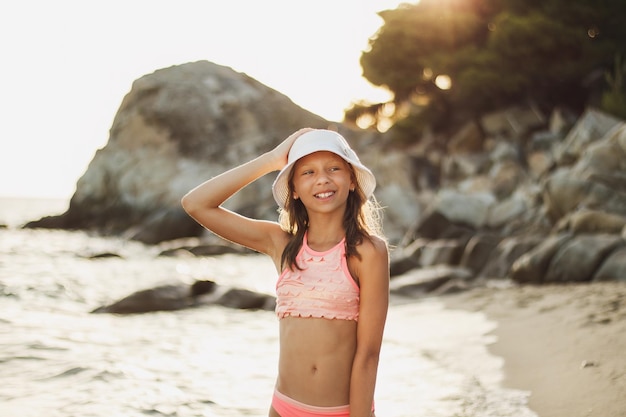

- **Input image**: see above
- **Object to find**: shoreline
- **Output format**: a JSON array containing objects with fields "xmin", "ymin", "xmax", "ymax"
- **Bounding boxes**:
[{"xmin": 441, "ymin": 281, "xmax": 626, "ymax": 417}]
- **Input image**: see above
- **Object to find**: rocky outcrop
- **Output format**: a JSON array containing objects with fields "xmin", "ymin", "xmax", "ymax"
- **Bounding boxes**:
[
  {"xmin": 91, "ymin": 279, "xmax": 276, "ymax": 314},
  {"xmin": 389, "ymin": 107, "xmax": 626, "ymax": 294},
  {"xmin": 24, "ymin": 60, "xmax": 626, "ymax": 289},
  {"xmin": 26, "ymin": 61, "xmax": 379, "ymax": 243}
]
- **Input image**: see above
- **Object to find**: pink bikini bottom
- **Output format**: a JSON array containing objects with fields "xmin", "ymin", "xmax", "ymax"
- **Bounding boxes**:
[{"xmin": 271, "ymin": 389, "xmax": 374, "ymax": 417}]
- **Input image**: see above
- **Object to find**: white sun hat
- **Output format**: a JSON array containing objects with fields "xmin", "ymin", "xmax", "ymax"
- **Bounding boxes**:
[{"xmin": 272, "ymin": 129, "xmax": 376, "ymax": 208}]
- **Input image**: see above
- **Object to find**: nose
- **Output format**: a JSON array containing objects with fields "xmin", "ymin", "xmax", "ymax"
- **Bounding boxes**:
[{"xmin": 315, "ymin": 172, "xmax": 330, "ymax": 184}]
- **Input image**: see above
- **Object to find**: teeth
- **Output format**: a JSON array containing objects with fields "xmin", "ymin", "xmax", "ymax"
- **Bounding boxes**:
[{"xmin": 316, "ymin": 192, "xmax": 334, "ymax": 199}]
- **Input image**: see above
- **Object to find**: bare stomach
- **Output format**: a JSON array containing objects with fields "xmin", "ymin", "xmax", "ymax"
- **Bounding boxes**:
[{"xmin": 275, "ymin": 317, "xmax": 357, "ymax": 407}]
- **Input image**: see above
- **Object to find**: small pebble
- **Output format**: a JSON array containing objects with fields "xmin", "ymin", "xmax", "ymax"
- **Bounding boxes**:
[{"xmin": 580, "ymin": 360, "xmax": 598, "ymax": 368}]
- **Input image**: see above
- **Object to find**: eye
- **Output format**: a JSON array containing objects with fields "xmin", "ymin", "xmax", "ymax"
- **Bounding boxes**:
[{"xmin": 329, "ymin": 166, "xmax": 341, "ymax": 172}]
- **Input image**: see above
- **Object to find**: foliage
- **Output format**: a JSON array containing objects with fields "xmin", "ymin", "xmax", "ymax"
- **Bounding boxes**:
[
  {"xmin": 600, "ymin": 54, "xmax": 626, "ymax": 120},
  {"xmin": 351, "ymin": 0, "xmax": 626, "ymax": 138}
]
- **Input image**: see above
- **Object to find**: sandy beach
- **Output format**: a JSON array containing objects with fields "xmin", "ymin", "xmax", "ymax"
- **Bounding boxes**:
[{"xmin": 442, "ymin": 281, "xmax": 626, "ymax": 417}]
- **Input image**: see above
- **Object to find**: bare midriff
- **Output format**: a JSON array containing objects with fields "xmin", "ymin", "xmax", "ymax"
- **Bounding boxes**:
[{"xmin": 276, "ymin": 316, "xmax": 357, "ymax": 407}]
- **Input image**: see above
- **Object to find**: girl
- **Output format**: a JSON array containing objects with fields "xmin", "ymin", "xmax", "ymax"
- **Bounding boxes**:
[{"xmin": 181, "ymin": 128, "xmax": 389, "ymax": 417}]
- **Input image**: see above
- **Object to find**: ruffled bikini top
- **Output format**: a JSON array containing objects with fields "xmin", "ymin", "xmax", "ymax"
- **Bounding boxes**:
[{"xmin": 275, "ymin": 233, "xmax": 360, "ymax": 321}]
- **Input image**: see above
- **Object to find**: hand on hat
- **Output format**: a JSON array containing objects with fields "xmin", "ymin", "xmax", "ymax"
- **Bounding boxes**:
[{"xmin": 269, "ymin": 128, "xmax": 314, "ymax": 171}]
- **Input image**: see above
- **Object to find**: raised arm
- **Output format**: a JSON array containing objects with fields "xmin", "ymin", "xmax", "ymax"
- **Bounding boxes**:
[{"xmin": 181, "ymin": 128, "xmax": 312, "ymax": 259}]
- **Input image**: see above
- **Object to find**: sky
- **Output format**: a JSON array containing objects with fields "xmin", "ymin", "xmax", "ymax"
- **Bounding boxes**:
[{"xmin": 0, "ymin": 0, "xmax": 411, "ymax": 199}]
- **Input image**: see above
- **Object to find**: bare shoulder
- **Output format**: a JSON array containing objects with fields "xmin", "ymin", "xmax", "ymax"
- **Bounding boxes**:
[
  {"xmin": 358, "ymin": 235, "xmax": 389, "ymax": 260},
  {"xmin": 350, "ymin": 235, "xmax": 389, "ymax": 284}
]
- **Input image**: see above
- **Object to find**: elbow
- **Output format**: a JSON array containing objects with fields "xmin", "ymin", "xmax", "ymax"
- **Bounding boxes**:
[
  {"xmin": 354, "ymin": 347, "xmax": 381, "ymax": 369},
  {"xmin": 180, "ymin": 193, "xmax": 191, "ymax": 212},
  {"xmin": 181, "ymin": 192, "xmax": 200, "ymax": 216}
]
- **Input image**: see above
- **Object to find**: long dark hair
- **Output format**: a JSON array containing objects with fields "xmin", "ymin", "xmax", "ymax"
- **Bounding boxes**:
[{"xmin": 278, "ymin": 162, "xmax": 383, "ymax": 271}]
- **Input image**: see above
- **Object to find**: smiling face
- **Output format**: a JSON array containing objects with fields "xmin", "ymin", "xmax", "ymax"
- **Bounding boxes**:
[{"xmin": 290, "ymin": 151, "xmax": 355, "ymax": 214}]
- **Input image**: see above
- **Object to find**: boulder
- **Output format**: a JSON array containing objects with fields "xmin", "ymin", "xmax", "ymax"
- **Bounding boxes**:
[
  {"xmin": 216, "ymin": 288, "xmax": 276, "ymax": 311},
  {"xmin": 409, "ymin": 209, "xmax": 474, "ymax": 241},
  {"xmin": 554, "ymin": 108, "xmax": 623, "ymax": 165},
  {"xmin": 479, "ymin": 236, "xmax": 543, "ymax": 280},
  {"xmin": 24, "ymin": 61, "xmax": 346, "ymax": 242},
  {"xmin": 527, "ymin": 150, "xmax": 555, "ymax": 179},
  {"xmin": 593, "ymin": 247, "xmax": 626, "ymax": 282},
  {"xmin": 389, "ymin": 265, "xmax": 473, "ymax": 297},
  {"xmin": 418, "ymin": 238, "xmax": 468, "ymax": 267},
  {"xmin": 389, "ymin": 238, "xmax": 426, "ymax": 277},
  {"xmin": 92, "ymin": 279, "xmax": 276, "ymax": 314},
  {"xmin": 486, "ymin": 194, "xmax": 528, "ymax": 228},
  {"xmin": 435, "ymin": 189, "xmax": 496, "ymax": 229},
  {"xmin": 556, "ymin": 209, "xmax": 626, "ymax": 235},
  {"xmin": 542, "ymin": 168, "xmax": 626, "ymax": 221},
  {"xmin": 544, "ymin": 235, "xmax": 624, "ymax": 283},
  {"xmin": 510, "ymin": 234, "xmax": 572, "ymax": 284},
  {"xmin": 458, "ymin": 233, "xmax": 502, "ymax": 274},
  {"xmin": 91, "ymin": 280, "xmax": 217, "ymax": 314}
]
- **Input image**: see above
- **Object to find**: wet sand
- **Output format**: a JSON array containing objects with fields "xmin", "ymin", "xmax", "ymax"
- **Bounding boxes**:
[{"xmin": 442, "ymin": 281, "xmax": 626, "ymax": 417}]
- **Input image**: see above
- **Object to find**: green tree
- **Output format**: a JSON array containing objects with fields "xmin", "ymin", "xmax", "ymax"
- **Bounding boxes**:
[
  {"xmin": 352, "ymin": 0, "xmax": 626, "ymax": 137},
  {"xmin": 601, "ymin": 54, "xmax": 626, "ymax": 119},
  {"xmin": 357, "ymin": 0, "xmax": 501, "ymax": 131}
]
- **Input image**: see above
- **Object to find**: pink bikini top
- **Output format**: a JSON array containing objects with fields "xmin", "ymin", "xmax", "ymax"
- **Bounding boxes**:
[{"xmin": 275, "ymin": 233, "xmax": 360, "ymax": 321}]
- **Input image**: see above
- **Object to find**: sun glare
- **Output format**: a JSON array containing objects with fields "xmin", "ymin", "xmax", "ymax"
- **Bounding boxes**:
[
  {"xmin": 0, "ymin": 0, "xmax": 412, "ymax": 198},
  {"xmin": 435, "ymin": 75, "xmax": 452, "ymax": 90}
]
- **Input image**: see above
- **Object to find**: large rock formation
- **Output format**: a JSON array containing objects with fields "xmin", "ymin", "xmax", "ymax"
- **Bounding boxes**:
[
  {"xmin": 91, "ymin": 279, "xmax": 276, "ymax": 314},
  {"xmin": 26, "ymin": 61, "xmax": 380, "ymax": 243},
  {"xmin": 25, "ymin": 60, "xmax": 626, "ymax": 289},
  {"xmin": 389, "ymin": 107, "xmax": 626, "ymax": 294}
]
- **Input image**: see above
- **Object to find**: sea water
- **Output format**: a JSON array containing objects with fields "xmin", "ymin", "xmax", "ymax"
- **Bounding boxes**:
[{"xmin": 0, "ymin": 198, "xmax": 537, "ymax": 417}]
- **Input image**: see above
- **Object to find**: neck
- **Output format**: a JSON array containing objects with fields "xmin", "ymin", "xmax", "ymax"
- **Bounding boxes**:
[{"xmin": 306, "ymin": 212, "xmax": 345, "ymax": 243}]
